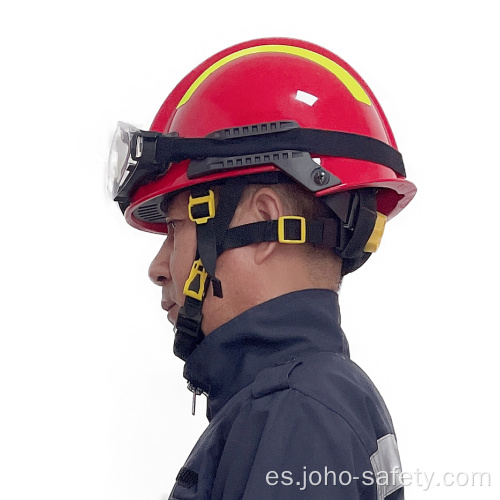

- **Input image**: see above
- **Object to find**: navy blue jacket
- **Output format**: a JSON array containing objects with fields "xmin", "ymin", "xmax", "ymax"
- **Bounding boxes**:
[{"xmin": 170, "ymin": 289, "xmax": 404, "ymax": 499}]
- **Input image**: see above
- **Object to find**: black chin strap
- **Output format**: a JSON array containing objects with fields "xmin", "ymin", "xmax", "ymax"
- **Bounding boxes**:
[
  {"xmin": 174, "ymin": 178, "xmax": 249, "ymax": 361},
  {"xmin": 191, "ymin": 178, "xmax": 249, "ymax": 297},
  {"xmin": 174, "ymin": 295, "xmax": 206, "ymax": 361}
]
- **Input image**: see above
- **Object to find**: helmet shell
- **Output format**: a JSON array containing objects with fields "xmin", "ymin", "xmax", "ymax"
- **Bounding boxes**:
[{"xmin": 127, "ymin": 37, "xmax": 416, "ymax": 233}]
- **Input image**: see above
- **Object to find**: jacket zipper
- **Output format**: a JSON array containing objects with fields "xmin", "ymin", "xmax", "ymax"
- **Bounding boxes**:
[{"xmin": 187, "ymin": 382, "xmax": 204, "ymax": 415}]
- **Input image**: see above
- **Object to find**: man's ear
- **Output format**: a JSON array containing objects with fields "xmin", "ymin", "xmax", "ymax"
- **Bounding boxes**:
[
  {"xmin": 248, "ymin": 187, "xmax": 285, "ymax": 264},
  {"xmin": 253, "ymin": 187, "xmax": 284, "ymax": 222},
  {"xmin": 231, "ymin": 186, "xmax": 286, "ymax": 225}
]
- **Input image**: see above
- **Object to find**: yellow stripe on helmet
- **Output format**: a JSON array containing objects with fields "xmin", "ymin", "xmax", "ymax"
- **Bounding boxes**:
[{"xmin": 176, "ymin": 44, "xmax": 372, "ymax": 108}]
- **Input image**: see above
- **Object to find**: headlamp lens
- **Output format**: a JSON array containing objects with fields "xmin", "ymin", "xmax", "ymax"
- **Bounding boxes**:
[{"xmin": 107, "ymin": 122, "xmax": 140, "ymax": 200}]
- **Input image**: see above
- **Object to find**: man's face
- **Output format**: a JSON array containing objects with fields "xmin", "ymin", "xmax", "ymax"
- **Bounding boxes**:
[
  {"xmin": 148, "ymin": 191, "xmax": 198, "ymax": 328},
  {"xmin": 149, "ymin": 190, "xmax": 248, "ymax": 335}
]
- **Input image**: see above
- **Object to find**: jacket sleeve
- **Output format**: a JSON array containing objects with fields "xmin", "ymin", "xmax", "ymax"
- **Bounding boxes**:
[{"xmin": 211, "ymin": 387, "xmax": 378, "ymax": 499}]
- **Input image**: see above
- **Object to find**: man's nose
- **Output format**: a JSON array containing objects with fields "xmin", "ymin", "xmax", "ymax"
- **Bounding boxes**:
[{"xmin": 148, "ymin": 238, "xmax": 171, "ymax": 286}]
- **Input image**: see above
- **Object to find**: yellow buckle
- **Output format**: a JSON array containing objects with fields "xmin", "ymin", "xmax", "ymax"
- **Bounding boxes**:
[
  {"xmin": 183, "ymin": 259, "xmax": 208, "ymax": 301},
  {"xmin": 364, "ymin": 212, "xmax": 387, "ymax": 253},
  {"xmin": 278, "ymin": 216, "xmax": 306, "ymax": 244},
  {"xmin": 188, "ymin": 190, "xmax": 215, "ymax": 224}
]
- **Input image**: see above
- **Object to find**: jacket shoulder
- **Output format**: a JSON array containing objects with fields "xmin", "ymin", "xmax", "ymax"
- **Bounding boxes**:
[{"xmin": 287, "ymin": 351, "xmax": 397, "ymax": 454}]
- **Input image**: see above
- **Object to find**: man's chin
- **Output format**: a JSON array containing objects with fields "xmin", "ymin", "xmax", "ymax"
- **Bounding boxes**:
[{"xmin": 167, "ymin": 306, "xmax": 179, "ymax": 327}]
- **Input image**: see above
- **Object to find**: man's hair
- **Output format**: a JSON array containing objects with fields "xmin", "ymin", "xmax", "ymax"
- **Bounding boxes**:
[{"xmin": 270, "ymin": 182, "xmax": 332, "ymax": 222}]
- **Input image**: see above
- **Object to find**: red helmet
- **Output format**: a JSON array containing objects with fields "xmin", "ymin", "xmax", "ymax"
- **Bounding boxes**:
[
  {"xmin": 121, "ymin": 37, "xmax": 415, "ymax": 235},
  {"xmin": 109, "ymin": 37, "xmax": 416, "ymax": 359}
]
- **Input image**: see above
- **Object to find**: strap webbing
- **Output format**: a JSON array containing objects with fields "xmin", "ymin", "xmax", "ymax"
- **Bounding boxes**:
[
  {"xmin": 214, "ymin": 179, "xmax": 249, "ymax": 255},
  {"xmin": 155, "ymin": 128, "xmax": 405, "ymax": 177},
  {"xmin": 174, "ymin": 295, "xmax": 205, "ymax": 361},
  {"xmin": 190, "ymin": 178, "xmax": 249, "ymax": 297},
  {"xmin": 190, "ymin": 186, "xmax": 219, "ymax": 295},
  {"xmin": 220, "ymin": 218, "xmax": 342, "ymax": 252}
]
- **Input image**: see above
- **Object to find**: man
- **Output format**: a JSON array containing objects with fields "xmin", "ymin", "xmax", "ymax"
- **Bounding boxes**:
[{"xmin": 108, "ymin": 37, "xmax": 416, "ymax": 499}]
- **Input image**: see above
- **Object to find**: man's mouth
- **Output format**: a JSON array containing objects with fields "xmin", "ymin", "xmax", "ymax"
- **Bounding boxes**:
[{"xmin": 162, "ymin": 300, "xmax": 178, "ymax": 325}]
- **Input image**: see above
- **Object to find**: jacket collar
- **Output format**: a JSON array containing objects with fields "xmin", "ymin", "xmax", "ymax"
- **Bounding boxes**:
[{"xmin": 183, "ymin": 289, "xmax": 349, "ymax": 419}]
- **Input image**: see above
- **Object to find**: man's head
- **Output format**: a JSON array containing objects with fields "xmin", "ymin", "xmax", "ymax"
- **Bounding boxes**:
[
  {"xmin": 149, "ymin": 183, "xmax": 343, "ymax": 335},
  {"xmin": 108, "ymin": 37, "xmax": 416, "ymax": 359}
]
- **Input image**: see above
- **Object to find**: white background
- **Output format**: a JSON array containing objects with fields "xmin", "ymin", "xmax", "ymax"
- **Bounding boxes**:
[{"xmin": 1, "ymin": 1, "xmax": 499, "ymax": 499}]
